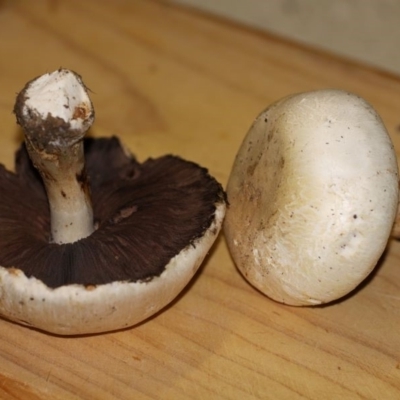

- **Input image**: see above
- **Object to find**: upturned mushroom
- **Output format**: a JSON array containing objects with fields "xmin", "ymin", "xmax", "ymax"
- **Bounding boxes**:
[
  {"xmin": 224, "ymin": 89, "xmax": 399, "ymax": 306},
  {"xmin": 0, "ymin": 68, "xmax": 226, "ymax": 335}
]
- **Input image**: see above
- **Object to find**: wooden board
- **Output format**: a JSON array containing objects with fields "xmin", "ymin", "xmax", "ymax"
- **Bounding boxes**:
[{"xmin": 0, "ymin": 1, "xmax": 399, "ymax": 398}]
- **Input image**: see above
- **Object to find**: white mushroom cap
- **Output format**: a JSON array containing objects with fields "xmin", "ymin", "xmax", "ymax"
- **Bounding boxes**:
[
  {"xmin": 224, "ymin": 89, "xmax": 399, "ymax": 305},
  {"xmin": 0, "ymin": 203, "xmax": 225, "ymax": 335}
]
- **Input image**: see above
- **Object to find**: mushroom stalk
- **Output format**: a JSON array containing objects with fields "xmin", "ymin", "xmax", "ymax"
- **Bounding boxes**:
[
  {"xmin": 14, "ymin": 69, "xmax": 95, "ymax": 244},
  {"xmin": 27, "ymin": 139, "xmax": 93, "ymax": 244}
]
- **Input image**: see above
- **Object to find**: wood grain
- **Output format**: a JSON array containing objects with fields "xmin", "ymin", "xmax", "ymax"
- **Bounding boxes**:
[{"xmin": 0, "ymin": 0, "xmax": 399, "ymax": 398}]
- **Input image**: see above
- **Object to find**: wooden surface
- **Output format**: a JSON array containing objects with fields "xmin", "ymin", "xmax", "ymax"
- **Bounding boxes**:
[{"xmin": 0, "ymin": 1, "xmax": 400, "ymax": 399}]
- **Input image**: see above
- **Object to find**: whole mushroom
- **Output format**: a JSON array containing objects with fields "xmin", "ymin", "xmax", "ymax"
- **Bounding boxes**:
[
  {"xmin": 224, "ymin": 89, "xmax": 399, "ymax": 306},
  {"xmin": 0, "ymin": 69, "xmax": 226, "ymax": 335}
]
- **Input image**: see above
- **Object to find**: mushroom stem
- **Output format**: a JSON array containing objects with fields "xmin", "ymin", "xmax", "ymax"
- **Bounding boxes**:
[
  {"xmin": 27, "ymin": 139, "xmax": 93, "ymax": 244},
  {"xmin": 14, "ymin": 69, "xmax": 95, "ymax": 244}
]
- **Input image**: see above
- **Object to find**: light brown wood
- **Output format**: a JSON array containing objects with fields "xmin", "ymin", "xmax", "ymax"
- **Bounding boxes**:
[{"xmin": 0, "ymin": 0, "xmax": 399, "ymax": 398}]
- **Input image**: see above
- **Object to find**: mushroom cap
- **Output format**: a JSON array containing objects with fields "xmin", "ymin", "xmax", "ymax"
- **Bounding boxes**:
[
  {"xmin": 224, "ymin": 89, "xmax": 399, "ymax": 305},
  {"xmin": 0, "ymin": 137, "xmax": 226, "ymax": 334},
  {"xmin": 0, "ymin": 204, "xmax": 224, "ymax": 335}
]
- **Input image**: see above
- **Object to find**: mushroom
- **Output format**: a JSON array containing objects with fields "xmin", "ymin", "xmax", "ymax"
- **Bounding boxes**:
[
  {"xmin": 0, "ymin": 69, "xmax": 226, "ymax": 335},
  {"xmin": 224, "ymin": 89, "xmax": 399, "ymax": 306}
]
